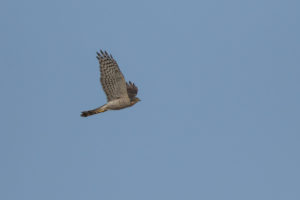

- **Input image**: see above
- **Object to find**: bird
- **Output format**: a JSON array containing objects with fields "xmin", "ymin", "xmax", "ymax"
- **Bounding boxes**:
[{"xmin": 81, "ymin": 50, "xmax": 140, "ymax": 117}]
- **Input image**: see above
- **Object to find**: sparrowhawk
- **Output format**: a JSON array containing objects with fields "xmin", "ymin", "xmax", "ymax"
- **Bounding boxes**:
[{"xmin": 81, "ymin": 50, "xmax": 140, "ymax": 117}]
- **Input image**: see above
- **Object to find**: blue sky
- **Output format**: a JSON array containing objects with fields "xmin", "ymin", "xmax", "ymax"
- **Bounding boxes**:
[{"xmin": 1, "ymin": 0, "xmax": 300, "ymax": 199}]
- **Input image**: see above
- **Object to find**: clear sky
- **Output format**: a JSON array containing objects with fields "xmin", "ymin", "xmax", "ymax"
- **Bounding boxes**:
[{"xmin": 1, "ymin": 0, "xmax": 299, "ymax": 199}]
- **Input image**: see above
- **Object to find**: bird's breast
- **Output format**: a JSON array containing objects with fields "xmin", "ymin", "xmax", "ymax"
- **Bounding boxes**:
[{"xmin": 106, "ymin": 98, "xmax": 131, "ymax": 110}]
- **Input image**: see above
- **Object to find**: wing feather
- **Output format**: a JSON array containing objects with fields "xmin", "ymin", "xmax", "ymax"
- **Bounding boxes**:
[
  {"xmin": 126, "ymin": 81, "xmax": 138, "ymax": 99},
  {"xmin": 96, "ymin": 50, "xmax": 128, "ymax": 101}
]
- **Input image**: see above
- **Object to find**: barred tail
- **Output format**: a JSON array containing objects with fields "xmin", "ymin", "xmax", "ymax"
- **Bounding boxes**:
[{"xmin": 81, "ymin": 105, "xmax": 107, "ymax": 117}]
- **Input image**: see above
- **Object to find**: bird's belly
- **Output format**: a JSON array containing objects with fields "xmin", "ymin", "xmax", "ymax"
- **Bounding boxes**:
[{"xmin": 106, "ymin": 98, "xmax": 131, "ymax": 110}]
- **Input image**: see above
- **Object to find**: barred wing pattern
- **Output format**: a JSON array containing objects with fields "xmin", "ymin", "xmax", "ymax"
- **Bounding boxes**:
[{"xmin": 97, "ymin": 50, "xmax": 128, "ymax": 101}]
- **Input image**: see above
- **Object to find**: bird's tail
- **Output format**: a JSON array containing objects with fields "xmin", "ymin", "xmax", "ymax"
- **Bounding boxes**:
[{"xmin": 81, "ymin": 105, "xmax": 108, "ymax": 117}]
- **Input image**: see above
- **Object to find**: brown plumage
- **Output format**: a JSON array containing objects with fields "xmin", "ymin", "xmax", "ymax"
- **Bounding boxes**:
[{"xmin": 81, "ymin": 50, "xmax": 140, "ymax": 117}]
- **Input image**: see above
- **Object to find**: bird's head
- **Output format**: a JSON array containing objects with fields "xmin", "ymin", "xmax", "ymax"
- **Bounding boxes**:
[{"xmin": 130, "ymin": 97, "xmax": 141, "ymax": 105}]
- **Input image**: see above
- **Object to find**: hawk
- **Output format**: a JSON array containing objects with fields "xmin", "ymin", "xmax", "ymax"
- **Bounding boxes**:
[{"xmin": 81, "ymin": 50, "xmax": 140, "ymax": 117}]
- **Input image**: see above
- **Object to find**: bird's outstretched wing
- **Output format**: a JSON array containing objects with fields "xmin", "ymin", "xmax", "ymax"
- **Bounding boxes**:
[
  {"xmin": 97, "ymin": 50, "xmax": 128, "ymax": 101},
  {"xmin": 126, "ymin": 81, "xmax": 138, "ymax": 99}
]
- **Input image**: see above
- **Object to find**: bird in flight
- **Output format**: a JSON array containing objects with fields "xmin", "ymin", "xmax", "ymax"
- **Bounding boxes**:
[{"xmin": 81, "ymin": 50, "xmax": 140, "ymax": 117}]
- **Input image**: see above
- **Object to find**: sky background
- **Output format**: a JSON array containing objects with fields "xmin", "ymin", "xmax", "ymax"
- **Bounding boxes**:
[{"xmin": 1, "ymin": 0, "xmax": 300, "ymax": 199}]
